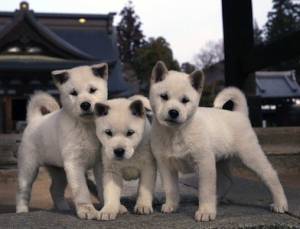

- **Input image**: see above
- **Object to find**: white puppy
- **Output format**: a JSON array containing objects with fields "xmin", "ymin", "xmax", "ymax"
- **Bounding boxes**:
[
  {"xmin": 16, "ymin": 64, "xmax": 108, "ymax": 220},
  {"xmin": 149, "ymin": 61, "xmax": 288, "ymax": 221},
  {"xmin": 94, "ymin": 98, "xmax": 156, "ymax": 220}
]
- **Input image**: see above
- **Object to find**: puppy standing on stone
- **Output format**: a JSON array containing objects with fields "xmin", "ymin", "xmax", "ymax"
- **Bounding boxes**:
[
  {"xmin": 94, "ymin": 98, "xmax": 156, "ymax": 220},
  {"xmin": 16, "ymin": 64, "xmax": 108, "ymax": 220},
  {"xmin": 149, "ymin": 61, "xmax": 288, "ymax": 221}
]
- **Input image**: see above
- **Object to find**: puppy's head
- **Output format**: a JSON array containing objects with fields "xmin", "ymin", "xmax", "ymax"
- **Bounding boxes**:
[
  {"xmin": 149, "ymin": 61, "xmax": 204, "ymax": 127},
  {"xmin": 94, "ymin": 99, "xmax": 146, "ymax": 161},
  {"xmin": 52, "ymin": 63, "xmax": 108, "ymax": 121}
]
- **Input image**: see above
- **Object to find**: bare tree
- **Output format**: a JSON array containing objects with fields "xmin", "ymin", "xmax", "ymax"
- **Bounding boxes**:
[{"xmin": 194, "ymin": 40, "xmax": 224, "ymax": 70}]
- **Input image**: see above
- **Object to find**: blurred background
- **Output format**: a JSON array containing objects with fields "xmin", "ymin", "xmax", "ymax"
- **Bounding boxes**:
[{"xmin": 0, "ymin": 0, "xmax": 299, "ymax": 132}]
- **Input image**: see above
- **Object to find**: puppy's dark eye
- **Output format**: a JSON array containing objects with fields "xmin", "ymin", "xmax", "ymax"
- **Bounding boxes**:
[
  {"xmin": 105, "ymin": 129, "xmax": 113, "ymax": 137},
  {"xmin": 126, "ymin": 129, "xmax": 135, "ymax": 137},
  {"xmin": 181, "ymin": 96, "xmax": 190, "ymax": 104},
  {"xmin": 160, "ymin": 93, "xmax": 169, "ymax": 101},
  {"xmin": 89, "ymin": 87, "xmax": 97, "ymax": 94},
  {"xmin": 70, "ymin": 90, "xmax": 78, "ymax": 96}
]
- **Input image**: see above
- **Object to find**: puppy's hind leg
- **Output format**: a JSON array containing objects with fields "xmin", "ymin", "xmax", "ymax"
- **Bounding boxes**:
[
  {"xmin": 46, "ymin": 166, "xmax": 70, "ymax": 211},
  {"xmin": 16, "ymin": 145, "xmax": 39, "ymax": 213},
  {"xmin": 216, "ymin": 158, "xmax": 233, "ymax": 203},
  {"xmin": 238, "ymin": 139, "xmax": 288, "ymax": 213}
]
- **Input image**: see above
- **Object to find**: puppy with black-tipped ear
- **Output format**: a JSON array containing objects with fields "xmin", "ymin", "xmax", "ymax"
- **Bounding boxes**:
[
  {"xmin": 16, "ymin": 63, "xmax": 109, "ymax": 220},
  {"xmin": 94, "ymin": 98, "xmax": 156, "ymax": 220},
  {"xmin": 149, "ymin": 61, "xmax": 287, "ymax": 222}
]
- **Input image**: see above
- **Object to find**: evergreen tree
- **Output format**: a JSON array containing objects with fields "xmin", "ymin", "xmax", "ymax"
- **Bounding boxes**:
[
  {"xmin": 181, "ymin": 62, "xmax": 196, "ymax": 74},
  {"xmin": 265, "ymin": 0, "xmax": 300, "ymax": 42},
  {"xmin": 117, "ymin": 2, "xmax": 180, "ymax": 90},
  {"xmin": 263, "ymin": 0, "xmax": 300, "ymax": 82},
  {"xmin": 132, "ymin": 37, "xmax": 180, "ymax": 89},
  {"xmin": 117, "ymin": 1, "xmax": 145, "ymax": 64},
  {"xmin": 253, "ymin": 20, "xmax": 264, "ymax": 45}
]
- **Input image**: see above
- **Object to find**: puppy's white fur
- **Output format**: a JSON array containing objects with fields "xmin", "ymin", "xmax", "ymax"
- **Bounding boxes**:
[
  {"xmin": 94, "ymin": 98, "xmax": 156, "ymax": 220},
  {"xmin": 149, "ymin": 61, "xmax": 288, "ymax": 222},
  {"xmin": 16, "ymin": 64, "xmax": 108, "ymax": 220}
]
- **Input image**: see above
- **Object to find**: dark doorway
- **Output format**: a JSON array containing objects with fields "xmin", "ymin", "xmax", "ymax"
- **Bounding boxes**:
[{"xmin": 12, "ymin": 98, "xmax": 27, "ymax": 121}]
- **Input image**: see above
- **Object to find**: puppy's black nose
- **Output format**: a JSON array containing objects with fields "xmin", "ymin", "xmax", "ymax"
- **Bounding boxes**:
[
  {"xmin": 168, "ymin": 109, "xmax": 179, "ymax": 119},
  {"xmin": 80, "ymin": 102, "xmax": 91, "ymax": 111},
  {"xmin": 114, "ymin": 148, "xmax": 125, "ymax": 159}
]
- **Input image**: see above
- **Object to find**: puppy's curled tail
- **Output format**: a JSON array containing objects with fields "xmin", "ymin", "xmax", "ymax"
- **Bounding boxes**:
[
  {"xmin": 213, "ymin": 87, "xmax": 248, "ymax": 116},
  {"xmin": 27, "ymin": 92, "xmax": 60, "ymax": 123}
]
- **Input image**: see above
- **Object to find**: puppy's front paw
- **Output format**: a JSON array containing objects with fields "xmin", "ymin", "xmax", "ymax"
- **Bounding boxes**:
[
  {"xmin": 195, "ymin": 204, "xmax": 216, "ymax": 222},
  {"xmin": 119, "ymin": 204, "xmax": 128, "ymax": 215},
  {"xmin": 97, "ymin": 206, "xmax": 119, "ymax": 221},
  {"xmin": 134, "ymin": 203, "xmax": 153, "ymax": 215},
  {"xmin": 161, "ymin": 203, "xmax": 177, "ymax": 213},
  {"xmin": 270, "ymin": 200, "xmax": 288, "ymax": 213},
  {"xmin": 76, "ymin": 204, "xmax": 97, "ymax": 220},
  {"xmin": 16, "ymin": 205, "xmax": 29, "ymax": 213}
]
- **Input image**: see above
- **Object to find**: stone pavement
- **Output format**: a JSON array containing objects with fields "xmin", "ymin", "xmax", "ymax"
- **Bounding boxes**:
[{"xmin": 0, "ymin": 172, "xmax": 299, "ymax": 228}]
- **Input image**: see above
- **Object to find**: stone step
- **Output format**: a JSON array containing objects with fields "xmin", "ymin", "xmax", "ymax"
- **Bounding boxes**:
[
  {"xmin": 255, "ymin": 127, "xmax": 300, "ymax": 155},
  {"xmin": 0, "ymin": 134, "xmax": 21, "ymax": 168}
]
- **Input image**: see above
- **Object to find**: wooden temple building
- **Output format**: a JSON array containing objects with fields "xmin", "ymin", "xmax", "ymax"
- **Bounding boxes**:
[{"xmin": 0, "ymin": 2, "xmax": 129, "ymax": 133}]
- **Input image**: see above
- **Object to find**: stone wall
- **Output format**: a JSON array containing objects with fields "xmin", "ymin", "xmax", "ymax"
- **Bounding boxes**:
[
  {"xmin": 0, "ymin": 127, "xmax": 299, "ymax": 171},
  {"xmin": 0, "ymin": 134, "xmax": 20, "ymax": 169}
]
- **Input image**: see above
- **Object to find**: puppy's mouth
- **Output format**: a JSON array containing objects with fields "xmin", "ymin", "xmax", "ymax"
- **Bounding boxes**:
[
  {"xmin": 114, "ymin": 157, "xmax": 125, "ymax": 161},
  {"xmin": 80, "ymin": 112, "xmax": 94, "ymax": 117},
  {"xmin": 164, "ymin": 119, "xmax": 181, "ymax": 125}
]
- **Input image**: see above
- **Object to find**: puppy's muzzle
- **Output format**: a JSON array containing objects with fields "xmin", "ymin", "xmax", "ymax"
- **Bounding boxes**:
[{"xmin": 114, "ymin": 148, "xmax": 125, "ymax": 160}]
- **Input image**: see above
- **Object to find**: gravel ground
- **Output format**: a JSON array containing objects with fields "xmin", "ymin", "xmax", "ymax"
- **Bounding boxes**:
[{"xmin": 0, "ymin": 169, "xmax": 299, "ymax": 228}]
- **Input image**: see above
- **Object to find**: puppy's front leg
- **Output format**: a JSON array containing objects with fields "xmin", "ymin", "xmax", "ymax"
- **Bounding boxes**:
[
  {"xmin": 64, "ymin": 162, "xmax": 97, "ymax": 220},
  {"xmin": 97, "ymin": 171, "xmax": 123, "ymax": 221},
  {"xmin": 158, "ymin": 159, "xmax": 180, "ymax": 213},
  {"xmin": 134, "ymin": 162, "xmax": 156, "ymax": 214},
  {"xmin": 194, "ymin": 154, "xmax": 217, "ymax": 222}
]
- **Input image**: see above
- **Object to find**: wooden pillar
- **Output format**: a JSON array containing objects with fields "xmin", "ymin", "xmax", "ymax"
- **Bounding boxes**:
[
  {"xmin": 0, "ymin": 97, "xmax": 3, "ymax": 132},
  {"xmin": 222, "ymin": 0, "xmax": 262, "ymax": 126},
  {"xmin": 3, "ymin": 96, "xmax": 13, "ymax": 133},
  {"xmin": 222, "ymin": 0, "xmax": 255, "ymax": 94}
]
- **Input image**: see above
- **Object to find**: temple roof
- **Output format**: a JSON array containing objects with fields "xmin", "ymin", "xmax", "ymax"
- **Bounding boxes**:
[
  {"xmin": 0, "ymin": 2, "xmax": 130, "ymax": 95},
  {"xmin": 256, "ymin": 71, "xmax": 300, "ymax": 98}
]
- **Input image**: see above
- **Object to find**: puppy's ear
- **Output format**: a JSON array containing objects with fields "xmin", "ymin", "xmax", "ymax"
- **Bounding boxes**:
[
  {"xmin": 151, "ymin": 61, "xmax": 168, "ymax": 84},
  {"xmin": 40, "ymin": 106, "xmax": 51, "ymax": 115},
  {"xmin": 189, "ymin": 70, "xmax": 205, "ymax": 93},
  {"xmin": 52, "ymin": 70, "xmax": 69, "ymax": 85},
  {"xmin": 94, "ymin": 103, "xmax": 110, "ymax": 117},
  {"xmin": 129, "ymin": 100, "xmax": 144, "ymax": 118},
  {"xmin": 91, "ymin": 63, "xmax": 108, "ymax": 81}
]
